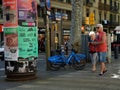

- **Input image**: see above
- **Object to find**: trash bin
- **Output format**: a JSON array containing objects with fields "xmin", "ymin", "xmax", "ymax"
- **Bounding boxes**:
[{"xmin": 114, "ymin": 46, "xmax": 119, "ymax": 59}]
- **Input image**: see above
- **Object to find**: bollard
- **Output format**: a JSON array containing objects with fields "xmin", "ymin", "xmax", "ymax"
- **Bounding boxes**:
[{"xmin": 114, "ymin": 46, "xmax": 119, "ymax": 59}]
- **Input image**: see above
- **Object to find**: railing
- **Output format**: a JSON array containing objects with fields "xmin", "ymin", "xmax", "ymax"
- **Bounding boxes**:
[
  {"xmin": 110, "ymin": 6, "xmax": 119, "ymax": 13},
  {"xmin": 98, "ymin": 2, "xmax": 104, "ymax": 10},
  {"xmin": 98, "ymin": 2, "xmax": 110, "ymax": 11},
  {"xmin": 109, "ymin": 22, "xmax": 119, "ymax": 26},
  {"xmin": 86, "ymin": 1, "xmax": 93, "ymax": 7}
]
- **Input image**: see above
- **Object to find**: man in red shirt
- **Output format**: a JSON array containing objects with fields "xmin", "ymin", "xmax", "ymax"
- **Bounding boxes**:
[{"xmin": 91, "ymin": 24, "xmax": 107, "ymax": 76}]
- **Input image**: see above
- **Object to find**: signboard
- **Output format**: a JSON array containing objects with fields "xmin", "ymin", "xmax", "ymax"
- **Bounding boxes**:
[
  {"xmin": 2, "ymin": 0, "xmax": 18, "ymax": 27},
  {"xmin": 4, "ymin": 27, "xmax": 18, "ymax": 61},
  {"xmin": 49, "ymin": 12, "xmax": 68, "ymax": 21},
  {"xmin": 18, "ymin": 26, "xmax": 38, "ymax": 59},
  {"xmin": 46, "ymin": 0, "xmax": 51, "ymax": 10}
]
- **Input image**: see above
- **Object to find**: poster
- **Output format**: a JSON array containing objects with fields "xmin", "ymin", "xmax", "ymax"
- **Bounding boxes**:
[
  {"xmin": 18, "ymin": 0, "xmax": 37, "ymax": 23},
  {"xmin": 18, "ymin": 26, "xmax": 38, "ymax": 60},
  {"xmin": 5, "ymin": 60, "xmax": 36, "ymax": 73},
  {"xmin": 0, "ymin": 24, "xmax": 3, "ymax": 32},
  {"xmin": 2, "ymin": 0, "xmax": 18, "ymax": 27},
  {"xmin": 4, "ymin": 27, "xmax": 18, "ymax": 61}
]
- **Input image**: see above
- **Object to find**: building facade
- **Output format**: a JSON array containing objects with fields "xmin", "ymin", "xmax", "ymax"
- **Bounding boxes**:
[{"xmin": 0, "ymin": 0, "xmax": 120, "ymax": 49}]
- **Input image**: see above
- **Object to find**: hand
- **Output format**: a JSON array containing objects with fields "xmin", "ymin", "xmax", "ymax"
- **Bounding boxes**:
[{"xmin": 91, "ymin": 42, "xmax": 97, "ymax": 45}]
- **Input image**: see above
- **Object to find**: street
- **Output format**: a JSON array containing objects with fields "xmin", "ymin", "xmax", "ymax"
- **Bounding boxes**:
[{"xmin": 0, "ymin": 53, "xmax": 120, "ymax": 90}]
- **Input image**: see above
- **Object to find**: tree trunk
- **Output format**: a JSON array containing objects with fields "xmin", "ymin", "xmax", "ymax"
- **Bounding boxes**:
[{"xmin": 70, "ymin": 0, "xmax": 83, "ymax": 53}]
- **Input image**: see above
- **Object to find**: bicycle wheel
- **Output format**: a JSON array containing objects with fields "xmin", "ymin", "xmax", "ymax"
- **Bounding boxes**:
[
  {"xmin": 72, "ymin": 58, "xmax": 86, "ymax": 70},
  {"xmin": 49, "ymin": 62, "xmax": 61, "ymax": 71}
]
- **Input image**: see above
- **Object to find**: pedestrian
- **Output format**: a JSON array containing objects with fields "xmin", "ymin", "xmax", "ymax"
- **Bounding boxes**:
[
  {"xmin": 88, "ymin": 31, "xmax": 98, "ymax": 72},
  {"xmin": 91, "ymin": 24, "xmax": 107, "ymax": 76},
  {"xmin": 64, "ymin": 40, "xmax": 68, "ymax": 55}
]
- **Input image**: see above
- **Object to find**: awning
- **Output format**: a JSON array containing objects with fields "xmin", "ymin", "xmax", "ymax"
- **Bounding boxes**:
[{"xmin": 114, "ymin": 26, "xmax": 120, "ymax": 30}]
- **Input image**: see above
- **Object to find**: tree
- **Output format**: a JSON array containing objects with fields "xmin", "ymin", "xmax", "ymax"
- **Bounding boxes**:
[{"xmin": 70, "ymin": 0, "xmax": 83, "ymax": 53}]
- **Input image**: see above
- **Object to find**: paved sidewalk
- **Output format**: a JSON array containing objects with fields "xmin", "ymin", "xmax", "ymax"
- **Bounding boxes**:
[{"xmin": 0, "ymin": 53, "xmax": 120, "ymax": 90}]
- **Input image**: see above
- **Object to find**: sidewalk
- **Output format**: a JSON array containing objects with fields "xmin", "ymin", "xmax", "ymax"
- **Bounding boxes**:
[{"xmin": 0, "ymin": 53, "xmax": 120, "ymax": 90}]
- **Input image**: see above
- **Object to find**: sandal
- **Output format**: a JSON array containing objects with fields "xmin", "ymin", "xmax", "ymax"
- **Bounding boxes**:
[
  {"xmin": 99, "ymin": 73, "xmax": 103, "ymax": 76},
  {"xmin": 103, "ymin": 70, "xmax": 107, "ymax": 74}
]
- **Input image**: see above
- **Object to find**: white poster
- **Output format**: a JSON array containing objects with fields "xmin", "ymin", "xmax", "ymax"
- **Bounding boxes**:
[{"xmin": 4, "ymin": 27, "xmax": 18, "ymax": 61}]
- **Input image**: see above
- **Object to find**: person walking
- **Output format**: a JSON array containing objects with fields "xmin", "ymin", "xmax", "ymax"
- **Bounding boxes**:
[
  {"xmin": 88, "ymin": 31, "xmax": 98, "ymax": 72},
  {"xmin": 91, "ymin": 24, "xmax": 107, "ymax": 76},
  {"xmin": 64, "ymin": 40, "xmax": 68, "ymax": 55}
]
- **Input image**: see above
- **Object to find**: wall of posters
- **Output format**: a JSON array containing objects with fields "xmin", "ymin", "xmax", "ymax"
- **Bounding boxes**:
[
  {"xmin": 4, "ymin": 27, "xmax": 18, "ymax": 61},
  {"xmin": 2, "ymin": 0, "xmax": 18, "ymax": 27},
  {"xmin": 18, "ymin": 26, "xmax": 38, "ymax": 60}
]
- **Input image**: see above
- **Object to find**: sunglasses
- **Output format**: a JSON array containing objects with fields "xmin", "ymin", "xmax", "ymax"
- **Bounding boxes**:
[{"xmin": 96, "ymin": 27, "xmax": 99, "ymax": 29}]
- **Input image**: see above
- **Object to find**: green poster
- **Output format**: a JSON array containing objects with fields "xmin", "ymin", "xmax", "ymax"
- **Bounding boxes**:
[{"xmin": 18, "ymin": 26, "xmax": 38, "ymax": 59}]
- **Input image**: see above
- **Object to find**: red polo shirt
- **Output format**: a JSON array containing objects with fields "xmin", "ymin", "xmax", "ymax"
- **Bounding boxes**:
[{"xmin": 96, "ymin": 31, "xmax": 107, "ymax": 52}]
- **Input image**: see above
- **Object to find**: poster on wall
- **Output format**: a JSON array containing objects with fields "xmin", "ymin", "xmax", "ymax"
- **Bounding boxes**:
[
  {"xmin": 0, "ymin": 24, "xmax": 3, "ymax": 32},
  {"xmin": 18, "ymin": 0, "xmax": 37, "ymax": 25},
  {"xmin": 18, "ymin": 26, "xmax": 38, "ymax": 60},
  {"xmin": 2, "ymin": 0, "xmax": 18, "ymax": 27},
  {"xmin": 4, "ymin": 27, "xmax": 18, "ymax": 61},
  {"xmin": 5, "ymin": 60, "xmax": 36, "ymax": 73}
]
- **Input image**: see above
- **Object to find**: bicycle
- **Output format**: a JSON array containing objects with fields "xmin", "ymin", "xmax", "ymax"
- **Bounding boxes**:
[{"xmin": 48, "ymin": 49, "xmax": 86, "ymax": 71}]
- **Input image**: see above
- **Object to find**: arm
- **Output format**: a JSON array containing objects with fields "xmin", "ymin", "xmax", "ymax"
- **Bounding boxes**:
[{"xmin": 91, "ymin": 32, "xmax": 106, "ymax": 45}]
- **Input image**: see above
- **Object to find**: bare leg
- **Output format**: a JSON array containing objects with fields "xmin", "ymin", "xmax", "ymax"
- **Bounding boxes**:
[
  {"xmin": 92, "ymin": 64, "xmax": 96, "ymax": 71},
  {"xmin": 100, "ymin": 62, "xmax": 106, "ymax": 74}
]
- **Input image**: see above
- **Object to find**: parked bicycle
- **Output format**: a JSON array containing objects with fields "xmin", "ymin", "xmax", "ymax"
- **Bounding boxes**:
[{"xmin": 48, "ymin": 49, "xmax": 86, "ymax": 71}]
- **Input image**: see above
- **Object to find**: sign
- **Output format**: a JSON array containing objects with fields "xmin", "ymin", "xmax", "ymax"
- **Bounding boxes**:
[
  {"xmin": 62, "ymin": 13, "xmax": 68, "ymax": 20},
  {"xmin": 3, "ymin": 0, "xmax": 18, "ymax": 27},
  {"xmin": 22, "ymin": 22, "xmax": 35, "ymax": 26},
  {"xmin": 46, "ymin": 0, "xmax": 51, "ymax": 10},
  {"xmin": 4, "ymin": 27, "xmax": 18, "ymax": 61},
  {"xmin": 18, "ymin": 26, "xmax": 38, "ymax": 59},
  {"xmin": 49, "ymin": 12, "xmax": 68, "ymax": 21}
]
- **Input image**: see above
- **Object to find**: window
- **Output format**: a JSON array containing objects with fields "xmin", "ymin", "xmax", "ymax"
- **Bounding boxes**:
[
  {"xmin": 66, "ymin": 0, "xmax": 71, "ymax": 4},
  {"xmin": 0, "ymin": 2, "xmax": 3, "ymax": 19},
  {"xmin": 110, "ymin": 14, "xmax": 113, "ymax": 23},
  {"xmin": 99, "ymin": 12, "xmax": 102, "ymax": 23},
  {"xmin": 58, "ymin": 0, "xmax": 64, "ymax": 2},
  {"xmin": 118, "ymin": 15, "xmax": 120, "ymax": 24},
  {"xmin": 86, "ymin": 8, "xmax": 89, "ymax": 17},
  {"xmin": 104, "ymin": 0, "xmax": 106, "ymax": 5},
  {"xmin": 104, "ymin": 13, "xmax": 106, "ymax": 19},
  {"xmin": 93, "ymin": 10, "xmax": 96, "ymax": 20},
  {"xmin": 66, "ymin": 10, "xmax": 71, "ymax": 20}
]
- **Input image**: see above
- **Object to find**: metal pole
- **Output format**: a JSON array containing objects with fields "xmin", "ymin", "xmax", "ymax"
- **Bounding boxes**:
[
  {"xmin": 60, "ymin": 11, "xmax": 63, "ymax": 45},
  {"xmin": 45, "ymin": 10, "xmax": 51, "ymax": 70}
]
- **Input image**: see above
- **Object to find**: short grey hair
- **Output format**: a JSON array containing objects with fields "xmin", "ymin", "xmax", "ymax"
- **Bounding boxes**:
[{"xmin": 96, "ymin": 24, "xmax": 103, "ymax": 28}]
